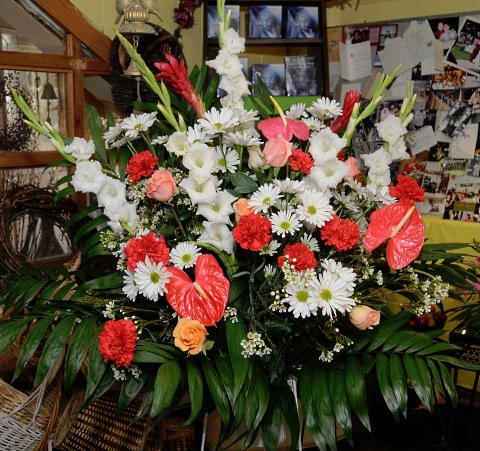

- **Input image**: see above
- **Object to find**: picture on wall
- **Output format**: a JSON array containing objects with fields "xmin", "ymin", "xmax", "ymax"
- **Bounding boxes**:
[
  {"xmin": 286, "ymin": 6, "xmax": 319, "ymax": 38},
  {"xmin": 249, "ymin": 5, "xmax": 283, "ymax": 38},
  {"xmin": 251, "ymin": 63, "xmax": 285, "ymax": 96}
]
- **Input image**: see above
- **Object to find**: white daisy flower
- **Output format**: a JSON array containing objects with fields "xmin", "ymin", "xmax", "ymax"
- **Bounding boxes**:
[
  {"xmin": 274, "ymin": 177, "xmax": 306, "ymax": 195},
  {"xmin": 249, "ymin": 184, "xmax": 283, "ymax": 213},
  {"xmin": 302, "ymin": 117, "xmax": 324, "ymax": 132},
  {"xmin": 165, "ymin": 131, "xmax": 190, "ymax": 156},
  {"xmin": 65, "ymin": 137, "xmax": 95, "ymax": 161},
  {"xmin": 307, "ymin": 97, "xmax": 342, "ymax": 120},
  {"xmin": 309, "ymin": 271, "xmax": 356, "ymax": 319},
  {"xmin": 103, "ymin": 122, "xmax": 123, "ymax": 146},
  {"xmin": 182, "ymin": 143, "xmax": 217, "ymax": 184},
  {"xmin": 307, "ymin": 159, "xmax": 349, "ymax": 190},
  {"xmin": 179, "ymin": 174, "xmax": 218, "ymax": 206},
  {"xmin": 197, "ymin": 190, "xmax": 236, "ymax": 224},
  {"xmin": 331, "ymin": 190, "xmax": 360, "ymax": 214},
  {"xmin": 300, "ymin": 233, "xmax": 320, "ymax": 252},
  {"xmin": 264, "ymin": 264, "xmax": 277, "ymax": 280},
  {"xmin": 365, "ymin": 183, "xmax": 396, "ymax": 205},
  {"xmin": 71, "ymin": 160, "xmax": 106, "ymax": 194},
  {"xmin": 309, "ymin": 128, "xmax": 347, "ymax": 164},
  {"xmin": 123, "ymin": 269, "xmax": 138, "ymax": 301},
  {"xmin": 296, "ymin": 189, "xmax": 333, "ymax": 227},
  {"xmin": 170, "ymin": 242, "xmax": 202, "ymax": 269},
  {"xmin": 134, "ymin": 256, "xmax": 171, "ymax": 301},
  {"xmin": 198, "ymin": 222, "xmax": 235, "ymax": 254},
  {"xmin": 270, "ymin": 209, "xmax": 302, "ymax": 237},
  {"xmin": 109, "ymin": 137, "xmax": 127, "ymax": 149},
  {"xmin": 260, "ymin": 240, "xmax": 281, "ymax": 256},
  {"xmin": 321, "ymin": 259, "xmax": 356, "ymax": 293},
  {"xmin": 286, "ymin": 103, "xmax": 307, "ymax": 119},
  {"xmin": 187, "ymin": 124, "xmax": 214, "ymax": 145},
  {"xmin": 375, "ymin": 114, "xmax": 407, "ymax": 144},
  {"xmin": 121, "ymin": 112, "xmax": 157, "ymax": 140},
  {"xmin": 198, "ymin": 106, "xmax": 239, "ymax": 133},
  {"xmin": 223, "ymin": 132, "xmax": 262, "ymax": 148},
  {"xmin": 151, "ymin": 135, "xmax": 168, "ymax": 146},
  {"xmin": 97, "ymin": 177, "xmax": 127, "ymax": 210},
  {"xmin": 214, "ymin": 145, "xmax": 240, "ymax": 173},
  {"xmin": 284, "ymin": 280, "xmax": 318, "ymax": 318}
]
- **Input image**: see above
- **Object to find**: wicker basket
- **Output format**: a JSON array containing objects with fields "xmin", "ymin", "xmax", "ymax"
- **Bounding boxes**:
[{"xmin": 163, "ymin": 417, "xmax": 196, "ymax": 451}]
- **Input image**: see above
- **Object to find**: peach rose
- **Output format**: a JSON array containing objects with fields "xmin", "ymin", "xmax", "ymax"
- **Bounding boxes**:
[
  {"xmin": 262, "ymin": 136, "xmax": 293, "ymax": 168},
  {"xmin": 247, "ymin": 145, "xmax": 266, "ymax": 170},
  {"xmin": 349, "ymin": 305, "xmax": 381, "ymax": 330},
  {"xmin": 173, "ymin": 318, "xmax": 208, "ymax": 355},
  {"xmin": 233, "ymin": 198, "xmax": 254, "ymax": 222},
  {"xmin": 344, "ymin": 156, "xmax": 361, "ymax": 178},
  {"xmin": 146, "ymin": 169, "xmax": 176, "ymax": 201}
]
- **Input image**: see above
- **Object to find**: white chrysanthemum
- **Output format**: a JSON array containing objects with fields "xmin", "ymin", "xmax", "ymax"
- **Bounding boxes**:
[
  {"xmin": 273, "ymin": 177, "xmax": 306, "ymax": 195},
  {"xmin": 71, "ymin": 160, "xmax": 106, "ymax": 194},
  {"xmin": 221, "ymin": 28, "xmax": 246, "ymax": 54},
  {"xmin": 97, "ymin": 177, "xmax": 127, "ymax": 210},
  {"xmin": 134, "ymin": 257, "xmax": 170, "ymax": 301},
  {"xmin": 249, "ymin": 184, "xmax": 283, "ymax": 213},
  {"xmin": 300, "ymin": 233, "xmax": 320, "ymax": 252},
  {"xmin": 302, "ymin": 117, "xmax": 324, "ymax": 132},
  {"xmin": 309, "ymin": 271, "xmax": 356, "ymax": 319},
  {"xmin": 123, "ymin": 269, "xmax": 138, "ymax": 301},
  {"xmin": 284, "ymin": 280, "xmax": 318, "ymax": 318},
  {"xmin": 361, "ymin": 148, "xmax": 392, "ymax": 174},
  {"xmin": 104, "ymin": 201, "xmax": 138, "ymax": 235},
  {"xmin": 182, "ymin": 143, "xmax": 217, "ymax": 184},
  {"xmin": 65, "ymin": 137, "xmax": 95, "ymax": 161},
  {"xmin": 151, "ymin": 135, "xmax": 168, "ymax": 146},
  {"xmin": 170, "ymin": 242, "xmax": 202, "ymax": 269},
  {"xmin": 198, "ymin": 106, "xmax": 239, "ymax": 133},
  {"xmin": 197, "ymin": 190, "xmax": 236, "ymax": 224},
  {"xmin": 286, "ymin": 103, "xmax": 307, "ymax": 119},
  {"xmin": 207, "ymin": 48, "xmax": 243, "ymax": 75},
  {"xmin": 165, "ymin": 131, "xmax": 190, "ymax": 156},
  {"xmin": 219, "ymin": 73, "xmax": 251, "ymax": 100},
  {"xmin": 368, "ymin": 170, "xmax": 392, "ymax": 187},
  {"xmin": 120, "ymin": 112, "xmax": 157, "ymax": 139},
  {"xmin": 179, "ymin": 174, "xmax": 218, "ymax": 206},
  {"xmin": 321, "ymin": 259, "xmax": 356, "ymax": 293},
  {"xmin": 296, "ymin": 189, "xmax": 333, "ymax": 227},
  {"xmin": 386, "ymin": 138, "xmax": 409, "ymax": 161},
  {"xmin": 307, "ymin": 97, "xmax": 342, "ymax": 120},
  {"xmin": 375, "ymin": 114, "xmax": 407, "ymax": 144},
  {"xmin": 260, "ymin": 239, "xmax": 281, "ymax": 256},
  {"xmin": 103, "ymin": 123, "xmax": 123, "ymax": 146},
  {"xmin": 270, "ymin": 209, "xmax": 302, "ymax": 237},
  {"xmin": 110, "ymin": 137, "xmax": 127, "ymax": 149},
  {"xmin": 214, "ymin": 145, "xmax": 240, "ymax": 173},
  {"xmin": 307, "ymin": 159, "xmax": 349, "ymax": 190},
  {"xmin": 309, "ymin": 128, "xmax": 347, "ymax": 164},
  {"xmin": 198, "ymin": 222, "xmax": 235, "ymax": 254},
  {"xmin": 331, "ymin": 190, "xmax": 360, "ymax": 213},
  {"xmin": 223, "ymin": 132, "xmax": 262, "ymax": 148}
]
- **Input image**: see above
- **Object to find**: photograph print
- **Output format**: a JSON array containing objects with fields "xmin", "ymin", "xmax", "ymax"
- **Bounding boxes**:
[
  {"xmin": 286, "ymin": 6, "xmax": 319, "ymax": 38},
  {"xmin": 249, "ymin": 5, "xmax": 282, "ymax": 38}
]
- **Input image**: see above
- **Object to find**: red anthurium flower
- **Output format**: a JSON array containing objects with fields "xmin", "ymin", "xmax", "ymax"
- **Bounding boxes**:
[
  {"xmin": 154, "ymin": 54, "xmax": 204, "ymax": 117},
  {"xmin": 364, "ymin": 202, "xmax": 425, "ymax": 270},
  {"xmin": 330, "ymin": 90, "xmax": 361, "ymax": 133},
  {"xmin": 258, "ymin": 96, "xmax": 310, "ymax": 141},
  {"xmin": 165, "ymin": 254, "xmax": 230, "ymax": 327}
]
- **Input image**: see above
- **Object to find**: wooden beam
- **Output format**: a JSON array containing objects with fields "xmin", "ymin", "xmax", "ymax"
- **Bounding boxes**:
[
  {"xmin": 0, "ymin": 151, "xmax": 62, "ymax": 168},
  {"xmin": 31, "ymin": 0, "xmax": 112, "ymax": 65}
]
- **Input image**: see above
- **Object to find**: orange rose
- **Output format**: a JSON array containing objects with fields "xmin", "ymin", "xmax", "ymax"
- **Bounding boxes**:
[
  {"xmin": 233, "ymin": 198, "xmax": 254, "ymax": 222},
  {"xmin": 146, "ymin": 169, "xmax": 176, "ymax": 201},
  {"xmin": 344, "ymin": 156, "xmax": 361, "ymax": 178},
  {"xmin": 349, "ymin": 305, "xmax": 381, "ymax": 330},
  {"xmin": 173, "ymin": 318, "xmax": 208, "ymax": 355},
  {"xmin": 262, "ymin": 136, "xmax": 293, "ymax": 168}
]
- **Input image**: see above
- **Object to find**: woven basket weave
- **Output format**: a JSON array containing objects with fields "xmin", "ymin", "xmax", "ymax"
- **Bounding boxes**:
[{"xmin": 0, "ymin": 414, "xmax": 44, "ymax": 451}]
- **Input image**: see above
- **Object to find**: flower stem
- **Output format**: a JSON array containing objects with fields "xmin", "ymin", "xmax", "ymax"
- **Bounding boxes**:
[{"xmin": 168, "ymin": 204, "xmax": 188, "ymax": 238}]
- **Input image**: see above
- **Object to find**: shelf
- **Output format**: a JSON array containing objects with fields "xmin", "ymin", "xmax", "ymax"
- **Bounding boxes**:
[{"xmin": 207, "ymin": 38, "xmax": 324, "ymax": 46}]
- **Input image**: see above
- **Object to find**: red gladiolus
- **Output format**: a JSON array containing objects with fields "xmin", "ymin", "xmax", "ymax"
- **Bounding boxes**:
[
  {"xmin": 320, "ymin": 215, "xmax": 360, "ymax": 251},
  {"xmin": 330, "ymin": 90, "xmax": 361, "ymax": 133},
  {"xmin": 232, "ymin": 213, "xmax": 272, "ymax": 251},
  {"xmin": 278, "ymin": 243, "xmax": 317, "ymax": 271},
  {"xmin": 389, "ymin": 175, "xmax": 425, "ymax": 205},
  {"xmin": 154, "ymin": 54, "xmax": 204, "ymax": 117},
  {"xmin": 126, "ymin": 150, "xmax": 158, "ymax": 183},
  {"xmin": 124, "ymin": 231, "xmax": 170, "ymax": 272},
  {"xmin": 288, "ymin": 149, "xmax": 314, "ymax": 174},
  {"xmin": 98, "ymin": 319, "xmax": 137, "ymax": 367}
]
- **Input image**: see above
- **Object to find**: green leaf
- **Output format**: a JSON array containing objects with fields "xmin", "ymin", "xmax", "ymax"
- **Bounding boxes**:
[
  {"xmin": 73, "ymin": 214, "xmax": 108, "ymax": 244},
  {"xmin": 376, "ymin": 353, "xmax": 399, "ymax": 419},
  {"xmin": 261, "ymin": 396, "xmax": 283, "ymax": 451},
  {"xmin": 83, "ymin": 324, "xmax": 107, "ymax": 407},
  {"xmin": 345, "ymin": 354, "xmax": 370, "ymax": 432},
  {"xmin": 403, "ymin": 354, "xmax": 434, "ymax": 412},
  {"xmin": 312, "ymin": 368, "xmax": 336, "ymax": 450},
  {"xmin": 132, "ymin": 350, "xmax": 172, "ymax": 364},
  {"xmin": 117, "ymin": 372, "xmax": 148, "ymax": 415},
  {"xmin": 13, "ymin": 316, "xmax": 55, "ymax": 382},
  {"xmin": 226, "ymin": 318, "xmax": 249, "ymax": 403},
  {"xmin": 427, "ymin": 360, "xmax": 445, "ymax": 400},
  {"xmin": 389, "ymin": 353, "xmax": 408, "ymax": 418},
  {"xmin": 438, "ymin": 361, "xmax": 457, "ymax": 408},
  {"xmin": 0, "ymin": 317, "xmax": 33, "ymax": 357},
  {"xmin": 367, "ymin": 312, "xmax": 410, "ymax": 351},
  {"xmin": 328, "ymin": 368, "xmax": 353, "ymax": 445},
  {"xmin": 230, "ymin": 172, "xmax": 259, "ymax": 194},
  {"xmin": 184, "ymin": 360, "xmax": 203, "ymax": 426},
  {"xmin": 87, "ymin": 104, "xmax": 107, "ymax": 163},
  {"xmin": 417, "ymin": 342, "xmax": 461, "ymax": 356},
  {"xmin": 277, "ymin": 381, "xmax": 300, "ymax": 451},
  {"xmin": 63, "ymin": 316, "xmax": 97, "ymax": 391},
  {"xmin": 34, "ymin": 315, "xmax": 77, "ymax": 387},
  {"xmin": 151, "ymin": 359, "xmax": 182, "ymax": 418}
]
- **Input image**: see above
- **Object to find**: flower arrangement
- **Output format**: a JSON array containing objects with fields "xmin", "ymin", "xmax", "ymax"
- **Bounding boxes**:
[
  {"xmin": 3, "ymin": 2, "xmax": 479, "ymax": 450},
  {"xmin": 173, "ymin": 0, "xmax": 203, "ymax": 37}
]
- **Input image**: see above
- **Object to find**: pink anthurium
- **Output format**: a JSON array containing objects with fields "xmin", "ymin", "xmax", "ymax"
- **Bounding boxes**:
[
  {"xmin": 165, "ymin": 254, "xmax": 230, "ymax": 326},
  {"xmin": 363, "ymin": 202, "xmax": 424, "ymax": 270},
  {"xmin": 258, "ymin": 96, "xmax": 310, "ymax": 141}
]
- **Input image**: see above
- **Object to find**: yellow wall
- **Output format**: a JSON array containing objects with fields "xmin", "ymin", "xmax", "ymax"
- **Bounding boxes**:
[{"xmin": 71, "ymin": 0, "xmax": 480, "ymax": 68}]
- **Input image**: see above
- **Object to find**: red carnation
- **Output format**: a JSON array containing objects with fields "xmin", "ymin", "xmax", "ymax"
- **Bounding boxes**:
[
  {"xmin": 389, "ymin": 175, "xmax": 425, "ymax": 205},
  {"xmin": 288, "ymin": 149, "xmax": 314, "ymax": 175},
  {"xmin": 330, "ymin": 90, "xmax": 361, "ymax": 134},
  {"xmin": 278, "ymin": 242, "xmax": 317, "ymax": 271},
  {"xmin": 320, "ymin": 215, "xmax": 360, "ymax": 251},
  {"xmin": 126, "ymin": 150, "xmax": 158, "ymax": 183},
  {"xmin": 232, "ymin": 213, "xmax": 272, "ymax": 251},
  {"xmin": 98, "ymin": 319, "xmax": 137, "ymax": 367},
  {"xmin": 124, "ymin": 231, "xmax": 170, "ymax": 271}
]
